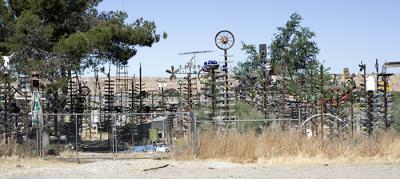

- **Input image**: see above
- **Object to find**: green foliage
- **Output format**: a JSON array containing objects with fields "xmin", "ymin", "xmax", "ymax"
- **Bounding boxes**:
[
  {"xmin": 233, "ymin": 102, "xmax": 262, "ymax": 120},
  {"xmin": 164, "ymin": 88, "xmax": 178, "ymax": 97},
  {"xmin": 196, "ymin": 102, "xmax": 264, "ymax": 131},
  {"xmin": 270, "ymin": 13, "xmax": 319, "ymax": 74},
  {"xmin": 390, "ymin": 92, "xmax": 400, "ymax": 132},
  {"xmin": 268, "ymin": 13, "xmax": 339, "ymax": 104},
  {"xmin": 0, "ymin": 0, "xmax": 165, "ymax": 78},
  {"xmin": 233, "ymin": 43, "xmax": 260, "ymax": 80},
  {"xmin": 232, "ymin": 102, "xmax": 264, "ymax": 132},
  {"xmin": 197, "ymin": 102, "xmax": 261, "ymax": 121},
  {"xmin": 196, "ymin": 106, "xmax": 210, "ymax": 121},
  {"xmin": 0, "ymin": 1, "xmax": 14, "ymax": 53},
  {"xmin": 234, "ymin": 13, "xmax": 333, "ymax": 109}
]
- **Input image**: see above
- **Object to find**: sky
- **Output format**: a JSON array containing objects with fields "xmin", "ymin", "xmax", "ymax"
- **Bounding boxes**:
[{"xmin": 95, "ymin": 0, "xmax": 400, "ymax": 77}]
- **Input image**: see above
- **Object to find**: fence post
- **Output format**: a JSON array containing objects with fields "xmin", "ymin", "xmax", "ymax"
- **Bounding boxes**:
[
  {"xmin": 131, "ymin": 114, "xmax": 134, "ymax": 148},
  {"xmin": 35, "ymin": 113, "xmax": 43, "ymax": 158},
  {"xmin": 75, "ymin": 114, "xmax": 78, "ymax": 159},
  {"xmin": 36, "ymin": 123, "xmax": 40, "ymax": 157},
  {"xmin": 298, "ymin": 108, "xmax": 301, "ymax": 131},
  {"xmin": 190, "ymin": 111, "xmax": 199, "ymax": 157},
  {"xmin": 112, "ymin": 113, "xmax": 117, "ymax": 159}
]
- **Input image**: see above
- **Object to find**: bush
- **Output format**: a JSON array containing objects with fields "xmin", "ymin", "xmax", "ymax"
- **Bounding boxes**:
[{"xmin": 390, "ymin": 92, "xmax": 400, "ymax": 132}]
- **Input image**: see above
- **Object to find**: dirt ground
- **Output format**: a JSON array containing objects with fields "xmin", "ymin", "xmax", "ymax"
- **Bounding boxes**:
[{"xmin": 0, "ymin": 158, "xmax": 399, "ymax": 179}]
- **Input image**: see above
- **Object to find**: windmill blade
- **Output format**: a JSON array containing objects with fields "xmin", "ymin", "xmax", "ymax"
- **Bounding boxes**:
[
  {"xmin": 166, "ymin": 66, "xmax": 177, "ymax": 74},
  {"xmin": 170, "ymin": 74, "xmax": 177, "ymax": 81}
]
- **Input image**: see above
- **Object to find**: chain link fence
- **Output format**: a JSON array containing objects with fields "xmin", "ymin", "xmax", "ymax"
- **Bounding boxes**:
[
  {"xmin": 0, "ymin": 112, "xmax": 195, "ymax": 159},
  {"xmin": 1, "ymin": 111, "xmax": 351, "ymax": 160}
]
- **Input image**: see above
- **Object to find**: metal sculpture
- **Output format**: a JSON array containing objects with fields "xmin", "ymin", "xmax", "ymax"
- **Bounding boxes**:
[
  {"xmin": 179, "ymin": 50, "xmax": 213, "ymax": 73},
  {"xmin": 115, "ymin": 64, "xmax": 131, "ymax": 112},
  {"xmin": 202, "ymin": 60, "xmax": 220, "ymax": 120},
  {"xmin": 166, "ymin": 66, "xmax": 179, "ymax": 81},
  {"xmin": 259, "ymin": 44, "xmax": 270, "ymax": 119},
  {"xmin": 215, "ymin": 30, "xmax": 235, "ymax": 121},
  {"xmin": 215, "ymin": 30, "xmax": 235, "ymax": 50}
]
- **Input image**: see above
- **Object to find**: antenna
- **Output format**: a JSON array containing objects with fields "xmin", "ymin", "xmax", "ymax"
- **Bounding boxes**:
[
  {"xmin": 178, "ymin": 50, "xmax": 214, "ymax": 56},
  {"xmin": 179, "ymin": 50, "xmax": 214, "ymax": 73}
]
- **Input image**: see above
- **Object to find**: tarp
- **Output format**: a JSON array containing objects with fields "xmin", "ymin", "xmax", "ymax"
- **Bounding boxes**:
[{"xmin": 132, "ymin": 145, "xmax": 169, "ymax": 153}]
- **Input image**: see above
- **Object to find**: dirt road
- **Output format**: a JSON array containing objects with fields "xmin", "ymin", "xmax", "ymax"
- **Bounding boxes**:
[{"xmin": 1, "ymin": 159, "xmax": 399, "ymax": 179}]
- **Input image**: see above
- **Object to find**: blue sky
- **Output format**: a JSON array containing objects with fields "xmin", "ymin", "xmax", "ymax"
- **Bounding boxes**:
[{"xmin": 96, "ymin": 0, "xmax": 400, "ymax": 77}]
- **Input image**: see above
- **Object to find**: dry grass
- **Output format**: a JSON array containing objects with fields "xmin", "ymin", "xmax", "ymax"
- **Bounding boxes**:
[
  {"xmin": 197, "ymin": 130, "xmax": 257, "ymax": 163},
  {"xmin": 0, "ymin": 156, "xmax": 77, "ymax": 171},
  {"xmin": 0, "ymin": 143, "xmax": 76, "ymax": 171},
  {"xmin": 177, "ymin": 128, "xmax": 400, "ymax": 163},
  {"xmin": 0, "ymin": 143, "xmax": 36, "ymax": 158}
]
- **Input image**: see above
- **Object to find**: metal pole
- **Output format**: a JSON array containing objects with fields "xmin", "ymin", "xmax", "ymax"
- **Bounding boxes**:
[
  {"xmin": 131, "ymin": 114, "xmax": 134, "ymax": 147},
  {"xmin": 224, "ymin": 49, "xmax": 230, "ymax": 120},
  {"xmin": 211, "ymin": 69, "xmax": 216, "ymax": 121},
  {"xmin": 161, "ymin": 86, "xmax": 165, "ymax": 112},
  {"xmin": 350, "ymin": 90, "xmax": 354, "ymax": 138},
  {"xmin": 99, "ymin": 113, "xmax": 102, "ymax": 141},
  {"xmin": 131, "ymin": 76, "xmax": 135, "ymax": 112},
  {"xmin": 75, "ymin": 114, "xmax": 78, "ymax": 158},
  {"xmin": 115, "ymin": 114, "xmax": 118, "ymax": 156},
  {"xmin": 298, "ymin": 108, "xmax": 301, "ymax": 130},
  {"xmin": 139, "ymin": 63, "xmax": 142, "ymax": 113},
  {"xmin": 112, "ymin": 113, "xmax": 117, "ymax": 159},
  {"xmin": 363, "ymin": 65, "xmax": 367, "ymax": 95},
  {"xmin": 383, "ymin": 76, "xmax": 389, "ymax": 129},
  {"xmin": 111, "ymin": 114, "xmax": 117, "ymax": 159},
  {"xmin": 36, "ymin": 125, "xmax": 39, "ymax": 157},
  {"xmin": 162, "ymin": 115, "xmax": 166, "ymax": 144},
  {"xmin": 3, "ymin": 72, "xmax": 8, "ymax": 144},
  {"xmin": 187, "ymin": 69, "xmax": 192, "ymax": 111},
  {"xmin": 367, "ymin": 91, "xmax": 373, "ymax": 136},
  {"xmin": 263, "ymin": 71, "xmax": 268, "ymax": 119},
  {"xmin": 40, "ymin": 123, "xmax": 43, "ymax": 157},
  {"xmin": 190, "ymin": 111, "xmax": 198, "ymax": 158},
  {"xmin": 281, "ymin": 63, "xmax": 286, "ymax": 119},
  {"xmin": 319, "ymin": 65, "xmax": 324, "ymax": 147}
]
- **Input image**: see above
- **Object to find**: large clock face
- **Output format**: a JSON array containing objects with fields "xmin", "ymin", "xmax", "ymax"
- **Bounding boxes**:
[{"xmin": 215, "ymin": 30, "xmax": 235, "ymax": 50}]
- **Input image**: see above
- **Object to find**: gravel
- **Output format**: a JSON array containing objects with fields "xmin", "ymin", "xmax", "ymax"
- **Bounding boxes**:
[{"xmin": 1, "ymin": 159, "xmax": 399, "ymax": 179}]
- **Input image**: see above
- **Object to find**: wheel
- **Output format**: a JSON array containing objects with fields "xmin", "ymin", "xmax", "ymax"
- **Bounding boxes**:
[
  {"xmin": 215, "ymin": 30, "xmax": 235, "ymax": 50},
  {"xmin": 81, "ymin": 86, "xmax": 91, "ymax": 96}
]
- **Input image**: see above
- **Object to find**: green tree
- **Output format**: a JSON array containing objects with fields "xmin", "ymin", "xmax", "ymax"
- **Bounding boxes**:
[
  {"xmin": 269, "ymin": 13, "xmax": 337, "ymax": 106},
  {"xmin": 0, "ymin": 0, "xmax": 14, "ymax": 54},
  {"xmin": 234, "ymin": 13, "xmax": 335, "ymax": 118},
  {"xmin": 233, "ymin": 43, "xmax": 260, "ymax": 80},
  {"xmin": 270, "ymin": 13, "xmax": 319, "ymax": 77},
  {"xmin": 0, "ymin": 0, "xmax": 165, "ymax": 79},
  {"xmin": 233, "ymin": 43, "xmax": 263, "ymax": 105}
]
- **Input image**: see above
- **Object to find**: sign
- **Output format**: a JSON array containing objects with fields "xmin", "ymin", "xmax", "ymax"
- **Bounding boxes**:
[
  {"xmin": 366, "ymin": 76, "xmax": 376, "ymax": 92},
  {"xmin": 259, "ymin": 44, "xmax": 267, "ymax": 63},
  {"xmin": 31, "ymin": 91, "xmax": 43, "ymax": 127}
]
